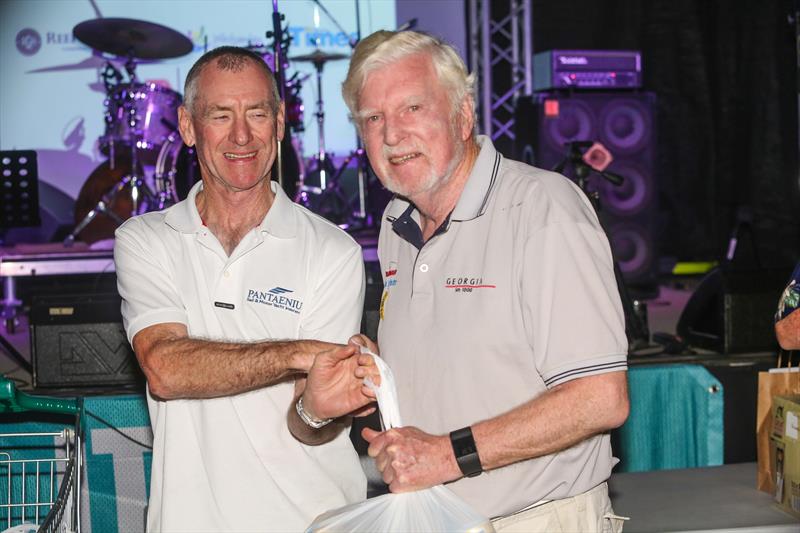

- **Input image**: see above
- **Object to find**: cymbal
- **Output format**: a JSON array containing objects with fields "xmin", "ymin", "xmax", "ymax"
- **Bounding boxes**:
[
  {"xmin": 290, "ymin": 49, "xmax": 349, "ymax": 66},
  {"xmin": 27, "ymin": 55, "xmax": 158, "ymax": 74},
  {"xmin": 27, "ymin": 55, "xmax": 109, "ymax": 73},
  {"xmin": 73, "ymin": 18, "xmax": 193, "ymax": 59}
]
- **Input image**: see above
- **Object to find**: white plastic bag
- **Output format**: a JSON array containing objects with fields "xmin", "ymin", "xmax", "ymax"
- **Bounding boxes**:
[{"xmin": 306, "ymin": 350, "xmax": 495, "ymax": 532}]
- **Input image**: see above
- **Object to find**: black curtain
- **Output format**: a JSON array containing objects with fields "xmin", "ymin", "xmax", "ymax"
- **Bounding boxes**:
[{"xmin": 530, "ymin": 0, "xmax": 799, "ymax": 267}]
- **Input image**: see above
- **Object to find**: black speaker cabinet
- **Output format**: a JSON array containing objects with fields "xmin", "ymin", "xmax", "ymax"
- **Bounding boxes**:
[
  {"xmin": 515, "ymin": 92, "xmax": 658, "ymax": 287},
  {"xmin": 30, "ymin": 293, "xmax": 143, "ymax": 389},
  {"xmin": 677, "ymin": 267, "xmax": 789, "ymax": 353}
]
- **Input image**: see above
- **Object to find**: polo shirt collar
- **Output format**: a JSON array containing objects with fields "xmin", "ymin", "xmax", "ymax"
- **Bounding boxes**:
[
  {"xmin": 384, "ymin": 135, "xmax": 501, "ymax": 224},
  {"xmin": 260, "ymin": 181, "xmax": 297, "ymax": 238},
  {"xmin": 451, "ymin": 135, "xmax": 501, "ymax": 222},
  {"xmin": 163, "ymin": 180, "xmax": 296, "ymax": 238}
]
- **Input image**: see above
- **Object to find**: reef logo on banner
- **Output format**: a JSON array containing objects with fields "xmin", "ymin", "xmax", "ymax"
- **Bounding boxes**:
[{"xmin": 15, "ymin": 28, "xmax": 42, "ymax": 56}]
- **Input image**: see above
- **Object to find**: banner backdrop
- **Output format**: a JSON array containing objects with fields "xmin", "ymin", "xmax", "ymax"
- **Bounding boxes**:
[{"xmin": 0, "ymin": 0, "xmax": 396, "ymax": 200}]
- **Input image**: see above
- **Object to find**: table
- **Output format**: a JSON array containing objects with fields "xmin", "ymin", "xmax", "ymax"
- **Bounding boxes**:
[{"xmin": 609, "ymin": 462, "xmax": 798, "ymax": 532}]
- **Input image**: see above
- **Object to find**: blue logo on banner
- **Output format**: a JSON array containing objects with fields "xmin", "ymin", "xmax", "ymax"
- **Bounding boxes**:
[{"xmin": 16, "ymin": 28, "xmax": 41, "ymax": 56}]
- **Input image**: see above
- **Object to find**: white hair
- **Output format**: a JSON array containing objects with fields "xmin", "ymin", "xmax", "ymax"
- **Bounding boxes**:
[{"xmin": 342, "ymin": 30, "xmax": 476, "ymax": 125}]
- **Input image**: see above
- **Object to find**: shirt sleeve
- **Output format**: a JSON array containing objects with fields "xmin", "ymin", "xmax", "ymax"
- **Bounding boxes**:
[
  {"xmin": 522, "ymin": 217, "xmax": 628, "ymax": 388},
  {"xmin": 775, "ymin": 261, "xmax": 800, "ymax": 322},
  {"xmin": 114, "ymin": 219, "xmax": 188, "ymax": 344},
  {"xmin": 298, "ymin": 240, "xmax": 366, "ymax": 345}
]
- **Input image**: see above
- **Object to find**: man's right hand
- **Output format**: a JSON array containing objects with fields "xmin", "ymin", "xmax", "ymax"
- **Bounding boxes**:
[{"xmin": 302, "ymin": 343, "xmax": 377, "ymax": 420}]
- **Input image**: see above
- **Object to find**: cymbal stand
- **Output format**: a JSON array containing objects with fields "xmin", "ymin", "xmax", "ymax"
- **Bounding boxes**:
[
  {"xmin": 293, "ymin": 54, "xmax": 350, "ymax": 224},
  {"xmin": 312, "ymin": 0, "xmax": 371, "ymax": 225},
  {"xmin": 296, "ymin": 55, "xmax": 335, "ymax": 199},
  {"xmin": 312, "ymin": 54, "xmax": 329, "ymax": 190},
  {"xmin": 350, "ymin": 0, "xmax": 370, "ymax": 224}
]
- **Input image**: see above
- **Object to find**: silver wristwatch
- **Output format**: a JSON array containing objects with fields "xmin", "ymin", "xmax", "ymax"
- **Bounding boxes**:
[{"xmin": 295, "ymin": 395, "xmax": 333, "ymax": 429}]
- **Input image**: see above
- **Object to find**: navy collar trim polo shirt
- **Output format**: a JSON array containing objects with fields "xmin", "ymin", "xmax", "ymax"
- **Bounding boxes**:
[{"xmin": 385, "ymin": 140, "xmax": 502, "ymax": 249}]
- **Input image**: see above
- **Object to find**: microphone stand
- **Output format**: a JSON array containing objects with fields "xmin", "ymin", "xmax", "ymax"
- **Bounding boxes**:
[
  {"xmin": 269, "ymin": 0, "xmax": 287, "ymax": 188},
  {"xmin": 554, "ymin": 141, "xmax": 650, "ymax": 351}
]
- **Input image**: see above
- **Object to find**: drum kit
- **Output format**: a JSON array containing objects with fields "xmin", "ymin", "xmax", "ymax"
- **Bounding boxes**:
[{"xmin": 66, "ymin": 14, "xmax": 380, "ymax": 244}]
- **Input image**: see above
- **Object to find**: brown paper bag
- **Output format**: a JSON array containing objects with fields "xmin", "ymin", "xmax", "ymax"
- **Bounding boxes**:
[{"xmin": 756, "ymin": 352, "xmax": 800, "ymax": 493}]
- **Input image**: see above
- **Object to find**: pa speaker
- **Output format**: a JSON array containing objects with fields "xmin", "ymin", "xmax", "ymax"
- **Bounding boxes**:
[
  {"xmin": 515, "ymin": 92, "xmax": 658, "ymax": 287},
  {"xmin": 676, "ymin": 267, "xmax": 789, "ymax": 353},
  {"xmin": 30, "ymin": 293, "xmax": 143, "ymax": 389}
]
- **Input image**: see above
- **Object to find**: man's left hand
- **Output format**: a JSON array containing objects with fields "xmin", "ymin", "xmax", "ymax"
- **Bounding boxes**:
[
  {"xmin": 303, "ymin": 344, "xmax": 376, "ymax": 420},
  {"xmin": 363, "ymin": 426, "xmax": 461, "ymax": 492}
]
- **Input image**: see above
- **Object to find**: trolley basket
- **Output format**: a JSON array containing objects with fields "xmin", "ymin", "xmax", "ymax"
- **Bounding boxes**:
[{"xmin": 0, "ymin": 378, "xmax": 82, "ymax": 533}]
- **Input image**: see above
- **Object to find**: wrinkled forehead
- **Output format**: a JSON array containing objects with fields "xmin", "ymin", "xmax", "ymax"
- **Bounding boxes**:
[{"xmin": 194, "ymin": 61, "xmax": 276, "ymax": 107}]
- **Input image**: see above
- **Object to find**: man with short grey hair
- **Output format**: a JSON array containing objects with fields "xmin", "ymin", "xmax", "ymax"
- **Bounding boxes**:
[
  {"xmin": 115, "ymin": 46, "xmax": 373, "ymax": 532},
  {"xmin": 345, "ymin": 30, "xmax": 630, "ymax": 532}
]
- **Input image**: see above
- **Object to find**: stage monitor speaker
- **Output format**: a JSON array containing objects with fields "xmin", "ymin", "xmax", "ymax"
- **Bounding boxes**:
[
  {"xmin": 515, "ymin": 92, "xmax": 658, "ymax": 287},
  {"xmin": 30, "ymin": 293, "xmax": 143, "ymax": 389},
  {"xmin": 676, "ymin": 267, "xmax": 789, "ymax": 353}
]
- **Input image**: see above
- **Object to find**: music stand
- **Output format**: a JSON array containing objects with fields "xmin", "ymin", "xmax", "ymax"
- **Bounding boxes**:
[
  {"xmin": 0, "ymin": 150, "xmax": 40, "ymax": 342},
  {"xmin": 1, "ymin": 150, "xmax": 41, "ymax": 234}
]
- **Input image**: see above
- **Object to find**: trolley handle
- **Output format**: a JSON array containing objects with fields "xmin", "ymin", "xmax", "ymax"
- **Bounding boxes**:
[{"xmin": 0, "ymin": 377, "xmax": 77, "ymax": 416}]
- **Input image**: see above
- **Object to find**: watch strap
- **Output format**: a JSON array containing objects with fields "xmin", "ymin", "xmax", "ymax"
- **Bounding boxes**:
[
  {"xmin": 295, "ymin": 395, "xmax": 333, "ymax": 429},
  {"xmin": 449, "ymin": 426, "xmax": 482, "ymax": 478}
]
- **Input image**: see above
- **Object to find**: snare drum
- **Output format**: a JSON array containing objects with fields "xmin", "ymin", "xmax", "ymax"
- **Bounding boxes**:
[{"xmin": 100, "ymin": 83, "xmax": 182, "ymax": 164}]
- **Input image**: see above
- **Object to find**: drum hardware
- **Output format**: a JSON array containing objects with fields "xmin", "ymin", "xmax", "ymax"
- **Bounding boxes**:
[
  {"xmin": 295, "ymin": 153, "xmax": 349, "ymax": 225},
  {"xmin": 66, "ymin": 76, "xmax": 163, "ymax": 244},
  {"xmin": 154, "ymin": 133, "xmax": 200, "ymax": 208},
  {"xmin": 289, "ymin": 49, "xmax": 349, "ymax": 220},
  {"xmin": 303, "ymin": 0, "xmax": 374, "ymax": 228},
  {"xmin": 266, "ymin": 0, "xmax": 292, "ymax": 190},
  {"xmin": 285, "ymin": 71, "xmax": 310, "ymax": 133},
  {"xmin": 65, "ymin": 18, "xmax": 192, "ymax": 244}
]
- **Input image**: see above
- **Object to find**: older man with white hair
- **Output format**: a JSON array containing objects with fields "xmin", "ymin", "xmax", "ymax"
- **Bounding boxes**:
[{"xmin": 344, "ymin": 31, "xmax": 630, "ymax": 532}]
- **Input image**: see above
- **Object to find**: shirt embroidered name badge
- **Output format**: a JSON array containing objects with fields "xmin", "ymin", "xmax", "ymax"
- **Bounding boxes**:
[
  {"xmin": 381, "ymin": 263, "xmax": 398, "ymax": 320},
  {"xmin": 385, "ymin": 265, "xmax": 398, "ymax": 289},
  {"xmin": 444, "ymin": 276, "xmax": 496, "ymax": 293},
  {"xmin": 246, "ymin": 287, "xmax": 303, "ymax": 314}
]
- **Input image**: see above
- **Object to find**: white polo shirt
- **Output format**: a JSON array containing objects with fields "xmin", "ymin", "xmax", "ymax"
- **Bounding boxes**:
[
  {"xmin": 377, "ymin": 136, "xmax": 628, "ymax": 519},
  {"xmin": 115, "ymin": 181, "xmax": 366, "ymax": 532}
]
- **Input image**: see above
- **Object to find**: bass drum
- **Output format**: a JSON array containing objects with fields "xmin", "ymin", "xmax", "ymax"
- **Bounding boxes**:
[
  {"xmin": 154, "ymin": 136, "xmax": 302, "ymax": 204},
  {"xmin": 73, "ymin": 155, "xmax": 143, "ymax": 244},
  {"xmin": 154, "ymin": 136, "xmax": 200, "ymax": 204}
]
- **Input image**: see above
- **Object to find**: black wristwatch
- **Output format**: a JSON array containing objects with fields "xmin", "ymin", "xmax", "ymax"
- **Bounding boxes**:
[{"xmin": 449, "ymin": 426, "xmax": 483, "ymax": 478}]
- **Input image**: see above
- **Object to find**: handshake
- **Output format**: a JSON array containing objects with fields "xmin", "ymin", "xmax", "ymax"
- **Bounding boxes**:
[{"xmin": 293, "ymin": 334, "xmax": 382, "ymax": 433}]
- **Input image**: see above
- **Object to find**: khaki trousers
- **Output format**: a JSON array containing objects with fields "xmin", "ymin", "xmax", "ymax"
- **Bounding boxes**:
[{"xmin": 491, "ymin": 483, "xmax": 627, "ymax": 533}]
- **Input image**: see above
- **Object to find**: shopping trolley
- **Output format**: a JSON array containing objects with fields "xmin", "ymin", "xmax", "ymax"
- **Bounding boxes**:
[{"xmin": 0, "ymin": 378, "xmax": 82, "ymax": 533}]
